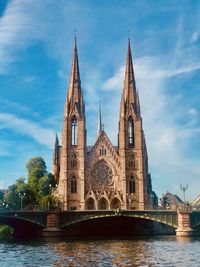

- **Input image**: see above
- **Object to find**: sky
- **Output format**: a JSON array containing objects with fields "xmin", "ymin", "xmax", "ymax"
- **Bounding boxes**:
[{"xmin": 0, "ymin": 0, "xmax": 200, "ymax": 201}]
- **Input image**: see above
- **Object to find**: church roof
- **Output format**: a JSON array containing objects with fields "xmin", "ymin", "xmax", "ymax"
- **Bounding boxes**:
[
  {"xmin": 192, "ymin": 194, "xmax": 200, "ymax": 208},
  {"xmin": 164, "ymin": 191, "xmax": 183, "ymax": 205}
]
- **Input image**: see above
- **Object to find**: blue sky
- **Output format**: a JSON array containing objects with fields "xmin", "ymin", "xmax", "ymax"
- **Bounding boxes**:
[{"xmin": 0, "ymin": 0, "xmax": 200, "ymax": 201}]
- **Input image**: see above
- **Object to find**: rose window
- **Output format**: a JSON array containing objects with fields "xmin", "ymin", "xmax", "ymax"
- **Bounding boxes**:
[{"xmin": 92, "ymin": 161, "xmax": 113, "ymax": 186}]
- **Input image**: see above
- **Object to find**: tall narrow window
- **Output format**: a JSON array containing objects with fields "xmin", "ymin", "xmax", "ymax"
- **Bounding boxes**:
[
  {"xmin": 71, "ymin": 176, "xmax": 77, "ymax": 193},
  {"xmin": 128, "ymin": 154, "xmax": 135, "ymax": 169},
  {"xmin": 71, "ymin": 116, "xmax": 77, "ymax": 146},
  {"xmin": 129, "ymin": 176, "xmax": 135, "ymax": 193},
  {"xmin": 128, "ymin": 117, "xmax": 134, "ymax": 146}
]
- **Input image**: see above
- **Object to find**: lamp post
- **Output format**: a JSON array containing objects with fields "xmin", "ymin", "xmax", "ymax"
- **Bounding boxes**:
[
  {"xmin": 180, "ymin": 184, "xmax": 188, "ymax": 207},
  {"xmin": 19, "ymin": 192, "xmax": 26, "ymax": 211},
  {"xmin": 49, "ymin": 183, "xmax": 58, "ymax": 194},
  {"xmin": 48, "ymin": 184, "xmax": 58, "ymax": 210}
]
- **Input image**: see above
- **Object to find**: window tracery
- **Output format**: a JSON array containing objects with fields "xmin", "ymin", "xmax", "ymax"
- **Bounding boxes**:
[
  {"xmin": 128, "ymin": 117, "xmax": 134, "ymax": 146},
  {"xmin": 71, "ymin": 175, "xmax": 77, "ymax": 193},
  {"xmin": 71, "ymin": 116, "xmax": 77, "ymax": 146},
  {"xmin": 129, "ymin": 176, "xmax": 135, "ymax": 193},
  {"xmin": 92, "ymin": 161, "xmax": 113, "ymax": 186},
  {"xmin": 70, "ymin": 153, "xmax": 77, "ymax": 168},
  {"xmin": 128, "ymin": 154, "xmax": 135, "ymax": 169}
]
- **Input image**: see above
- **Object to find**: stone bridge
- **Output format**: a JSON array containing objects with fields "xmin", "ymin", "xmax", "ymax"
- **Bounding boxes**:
[{"xmin": 0, "ymin": 210, "xmax": 199, "ymax": 237}]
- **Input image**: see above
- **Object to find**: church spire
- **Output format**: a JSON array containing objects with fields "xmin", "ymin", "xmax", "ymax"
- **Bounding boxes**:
[
  {"xmin": 53, "ymin": 133, "xmax": 59, "ymax": 165},
  {"xmin": 136, "ymin": 88, "xmax": 141, "ymax": 117},
  {"xmin": 97, "ymin": 103, "xmax": 103, "ymax": 136},
  {"xmin": 66, "ymin": 37, "xmax": 84, "ymax": 115},
  {"xmin": 53, "ymin": 133, "xmax": 60, "ymax": 181},
  {"xmin": 123, "ymin": 39, "xmax": 137, "ymax": 107}
]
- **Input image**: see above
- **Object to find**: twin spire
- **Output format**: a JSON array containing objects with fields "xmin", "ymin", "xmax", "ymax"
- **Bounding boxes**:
[
  {"xmin": 66, "ymin": 37, "xmax": 140, "ymax": 122},
  {"xmin": 121, "ymin": 38, "xmax": 140, "ymax": 117},
  {"xmin": 66, "ymin": 37, "xmax": 84, "ymax": 115}
]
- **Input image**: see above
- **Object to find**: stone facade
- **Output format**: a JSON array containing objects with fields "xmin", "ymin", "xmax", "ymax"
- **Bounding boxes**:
[{"xmin": 53, "ymin": 39, "xmax": 154, "ymax": 211}]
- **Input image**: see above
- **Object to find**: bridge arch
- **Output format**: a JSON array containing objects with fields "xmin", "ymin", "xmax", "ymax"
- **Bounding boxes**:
[
  {"xmin": 191, "ymin": 222, "xmax": 200, "ymax": 230},
  {"xmin": 0, "ymin": 214, "xmax": 45, "ymax": 237},
  {"xmin": 61, "ymin": 213, "xmax": 177, "ymax": 237}
]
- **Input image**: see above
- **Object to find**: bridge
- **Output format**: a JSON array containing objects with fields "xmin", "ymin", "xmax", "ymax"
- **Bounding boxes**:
[{"xmin": 0, "ymin": 209, "xmax": 199, "ymax": 237}]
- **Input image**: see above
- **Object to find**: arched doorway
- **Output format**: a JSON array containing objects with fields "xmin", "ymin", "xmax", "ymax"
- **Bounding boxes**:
[
  {"xmin": 110, "ymin": 198, "xmax": 121, "ymax": 210},
  {"xmin": 86, "ymin": 198, "xmax": 95, "ymax": 210},
  {"xmin": 98, "ymin": 198, "xmax": 109, "ymax": 210}
]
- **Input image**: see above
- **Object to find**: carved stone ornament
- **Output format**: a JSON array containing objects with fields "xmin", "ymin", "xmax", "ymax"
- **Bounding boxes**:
[{"xmin": 92, "ymin": 161, "xmax": 113, "ymax": 186}]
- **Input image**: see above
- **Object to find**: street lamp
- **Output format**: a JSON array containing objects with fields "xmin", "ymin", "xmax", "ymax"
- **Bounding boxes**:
[
  {"xmin": 48, "ymin": 184, "xmax": 58, "ymax": 210},
  {"xmin": 180, "ymin": 184, "xmax": 188, "ymax": 207},
  {"xmin": 19, "ymin": 192, "xmax": 26, "ymax": 211},
  {"xmin": 49, "ymin": 183, "xmax": 58, "ymax": 194}
]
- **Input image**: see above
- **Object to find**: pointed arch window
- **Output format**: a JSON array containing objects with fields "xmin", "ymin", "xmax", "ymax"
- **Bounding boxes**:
[
  {"xmin": 71, "ymin": 116, "xmax": 77, "ymax": 146},
  {"xmin": 70, "ymin": 153, "xmax": 77, "ymax": 168},
  {"xmin": 128, "ymin": 154, "xmax": 135, "ymax": 169},
  {"xmin": 129, "ymin": 176, "xmax": 135, "ymax": 193},
  {"xmin": 128, "ymin": 117, "xmax": 134, "ymax": 146},
  {"xmin": 71, "ymin": 176, "xmax": 77, "ymax": 193}
]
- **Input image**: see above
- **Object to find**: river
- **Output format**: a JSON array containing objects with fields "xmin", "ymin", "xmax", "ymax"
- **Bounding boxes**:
[{"xmin": 0, "ymin": 236, "xmax": 200, "ymax": 266}]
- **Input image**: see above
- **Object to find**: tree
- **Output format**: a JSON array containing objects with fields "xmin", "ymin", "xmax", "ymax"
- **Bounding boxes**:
[
  {"xmin": 15, "ymin": 177, "xmax": 27, "ymax": 193},
  {"xmin": 2, "ymin": 157, "xmax": 57, "ymax": 210},
  {"xmin": 39, "ymin": 194, "xmax": 61, "ymax": 210},
  {"xmin": 0, "ymin": 191, "xmax": 4, "ymax": 202},
  {"xmin": 4, "ymin": 184, "xmax": 20, "ymax": 210},
  {"xmin": 26, "ymin": 157, "xmax": 47, "ymax": 174},
  {"xmin": 160, "ymin": 195, "xmax": 169, "ymax": 210},
  {"xmin": 26, "ymin": 157, "xmax": 56, "ymax": 208},
  {"xmin": 27, "ymin": 157, "xmax": 47, "ymax": 194}
]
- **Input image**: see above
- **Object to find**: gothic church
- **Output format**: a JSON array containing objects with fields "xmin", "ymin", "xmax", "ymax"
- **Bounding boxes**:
[{"xmin": 53, "ymin": 39, "xmax": 154, "ymax": 211}]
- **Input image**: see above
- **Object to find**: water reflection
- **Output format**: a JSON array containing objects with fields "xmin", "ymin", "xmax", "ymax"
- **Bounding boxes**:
[{"xmin": 1, "ymin": 236, "xmax": 200, "ymax": 266}]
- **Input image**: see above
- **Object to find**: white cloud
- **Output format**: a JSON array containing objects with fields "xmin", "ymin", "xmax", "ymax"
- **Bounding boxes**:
[
  {"xmin": 101, "ymin": 52, "xmax": 200, "ymax": 200},
  {"xmin": 102, "ymin": 66, "xmax": 124, "ymax": 91},
  {"xmin": 103, "ymin": 55, "xmax": 200, "ymax": 92},
  {"xmin": 189, "ymin": 108, "xmax": 197, "ymax": 116},
  {"xmin": 0, "ymin": 140, "xmax": 13, "ymax": 157},
  {"xmin": 0, "ymin": 0, "xmax": 61, "ymax": 74},
  {"xmin": 0, "ymin": 113, "xmax": 55, "ymax": 148},
  {"xmin": 191, "ymin": 31, "xmax": 199, "ymax": 43}
]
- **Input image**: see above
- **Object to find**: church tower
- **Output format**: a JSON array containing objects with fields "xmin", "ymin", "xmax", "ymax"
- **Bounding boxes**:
[
  {"xmin": 118, "ymin": 39, "xmax": 151, "ymax": 210},
  {"xmin": 57, "ymin": 38, "xmax": 86, "ymax": 210},
  {"xmin": 54, "ymin": 38, "xmax": 154, "ymax": 211}
]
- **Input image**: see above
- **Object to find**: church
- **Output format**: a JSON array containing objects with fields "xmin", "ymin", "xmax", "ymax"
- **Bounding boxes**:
[{"xmin": 53, "ymin": 38, "xmax": 155, "ymax": 211}]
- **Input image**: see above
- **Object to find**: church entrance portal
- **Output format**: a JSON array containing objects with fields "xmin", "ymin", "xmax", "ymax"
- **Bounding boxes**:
[
  {"xmin": 111, "ymin": 198, "xmax": 121, "ymax": 209},
  {"xmin": 86, "ymin": 198, "xmax": 95, "ymax": 210},
  {"xmin": 98, "ymin": 198, "xmax": 109, "ymax": 210}
]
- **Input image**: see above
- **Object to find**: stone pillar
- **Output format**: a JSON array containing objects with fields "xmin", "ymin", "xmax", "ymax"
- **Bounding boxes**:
[
  {"xmin": 42, "ymin": 212, "xmax": 62, "ymax": 237},
  {"xmin": 46, "ymin": 212, "xmax": 60, "ymax": 228},
  {"xmin": 176, "ymin": 211, "xmax": 193, "ymax": 237}
]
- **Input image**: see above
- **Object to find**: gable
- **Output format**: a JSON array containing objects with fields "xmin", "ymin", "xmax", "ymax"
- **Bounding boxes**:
[{"xmin": 89, "ymin": 131, "xmax": 120, "ymax": 168}]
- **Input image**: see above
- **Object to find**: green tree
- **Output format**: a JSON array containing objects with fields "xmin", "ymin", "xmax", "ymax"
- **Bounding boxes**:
[
  {"xmin": 160, "ymin": 195, "xmax": 169, "ymax": 210},
  {"xmin": 27, "ymin": 157, "xmax": 47, "ymax": 194},
  {"xmin": 26, "ymin": 157, "xmax": 56, "ymax": 208},
  {"xmin": 15, "ymin": 177, "xmax": 27, "ymax": 191},
  {"xmin": 0, "ymin": 190, "xmax": 4, "ymax": 206},
  {"xmin": 3, "ymin": 157, "xmax": 57, "ymax": 210},
  {"xmin": 0, "ymin": 191, "xmax": 4, "ymax": 201},
  {"xmin": 4, "ymin": 184, "xmax": 20, "ymax": 210}
]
